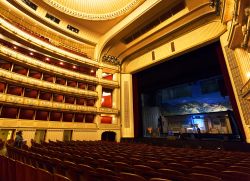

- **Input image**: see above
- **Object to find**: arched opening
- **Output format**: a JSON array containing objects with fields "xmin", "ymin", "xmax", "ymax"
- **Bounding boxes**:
[{"xmin": 101, "ymin": 131, "xmax": 116, "ymax": 142}]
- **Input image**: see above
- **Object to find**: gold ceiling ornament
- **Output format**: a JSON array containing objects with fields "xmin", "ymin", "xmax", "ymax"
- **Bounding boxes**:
[{"xmin": 42, "ymin": 0, "xmax": 145, "ymax": 20}]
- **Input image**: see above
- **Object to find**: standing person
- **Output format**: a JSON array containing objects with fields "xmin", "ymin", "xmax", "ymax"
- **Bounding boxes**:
[
  {"xmin": 158, "ymin": 116, "xmax": 163, "ymax": 135},
  {"xmin": 14, "ymin": 130, "xmax": 24, "ymax": 148},
  {"xmin": 196, "ymin": 126, "xmax": 201, "ymax": 139}
]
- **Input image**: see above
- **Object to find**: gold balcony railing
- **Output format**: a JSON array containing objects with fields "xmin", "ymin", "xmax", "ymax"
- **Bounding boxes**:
[{"xmin": 0, "ymin": 93, "xmax": 97, "ymax": 113}]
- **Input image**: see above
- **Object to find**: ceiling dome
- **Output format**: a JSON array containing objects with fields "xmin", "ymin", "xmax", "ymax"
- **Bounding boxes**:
[{"xmin": 42, "ymin": 0, "xmax": 145, "ymax": 20}]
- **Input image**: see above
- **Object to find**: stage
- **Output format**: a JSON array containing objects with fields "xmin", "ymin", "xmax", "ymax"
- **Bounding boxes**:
[{"xmin": 121, "ymin": 135, "xmax": 250, "ymax": 152}]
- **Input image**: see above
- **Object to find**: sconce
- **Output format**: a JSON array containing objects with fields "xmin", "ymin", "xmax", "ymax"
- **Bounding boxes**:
[{"xmin": 102, "ymin": 54, "xmax": 121, "ymax": 66}]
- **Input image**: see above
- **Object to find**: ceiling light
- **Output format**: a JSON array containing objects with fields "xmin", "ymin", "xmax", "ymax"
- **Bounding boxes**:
[
  {"xmin": 73, "ymin": 65, "xmax": 77, "ymax": 69},
  {"xmin": 29, "ymin": 52, "xmax": 34, "ymax": 55},
  {"xmin": 59, "ymin": 62, "xmax": 64, "ymax": 65},
  {"xmin": 45, "ymin": 57, "xmax": 50, "ymax": 61},
  {"xmin": 13, "ymin": 46, "xmax": 17, "ymax": 49},
  {"xmin": 90, "ymin": 69, "xmax": 94, "ymax": 73}
]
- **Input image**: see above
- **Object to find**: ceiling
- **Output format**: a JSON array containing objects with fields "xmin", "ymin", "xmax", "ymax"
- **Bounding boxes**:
[
  {"xmin": 33, "ymin": 0, "xmax": 146, "ymax": 35},
  {"xmin": 42, "ymin": 0, "xmax": 145, "ymax": 20}
]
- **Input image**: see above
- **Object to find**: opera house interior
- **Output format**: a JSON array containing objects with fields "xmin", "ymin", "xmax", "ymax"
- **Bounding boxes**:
[{"xmin": 0, "ymin": 0, "xmax": 250, "ymax": 180}]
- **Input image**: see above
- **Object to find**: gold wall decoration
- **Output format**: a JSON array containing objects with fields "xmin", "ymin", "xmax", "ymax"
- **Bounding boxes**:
[
  {"xmin": 0, "ymin": 17, "xmax": 97, "ymax": 66},
  {"xmin": 0, "ymin": 46, "xmax": 119, "ymax": 88}
]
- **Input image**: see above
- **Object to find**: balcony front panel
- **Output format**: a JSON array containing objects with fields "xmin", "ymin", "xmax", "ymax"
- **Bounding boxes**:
[
  {"xmin": 0, "ymin": 118, "xmax": 97, "ymax": 129},
  {"xmin": 0, "ymin": 68, "xmax": 98, "ymax": 98},
  {"xmin": 0, "ymin": 93, "xmax": 97, "ymax": 113},
  {"xmin": 98, "ymin": 107, "xmax": 119, "ymax": 115}
]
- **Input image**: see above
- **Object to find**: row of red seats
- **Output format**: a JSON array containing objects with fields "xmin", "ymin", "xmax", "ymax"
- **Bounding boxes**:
[
  {"xmin": 0, "ymin": 154, "xmax": 70, "ymax": 181},
  {"xmin": 6, "ymin": 141, "xmax": 250, "ymax": 181}
]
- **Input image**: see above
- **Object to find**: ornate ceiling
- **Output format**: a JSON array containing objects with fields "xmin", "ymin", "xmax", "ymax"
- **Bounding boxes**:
[{"xmin": 42, "ymin": 0, "xmax": 145, "ymax": 20}]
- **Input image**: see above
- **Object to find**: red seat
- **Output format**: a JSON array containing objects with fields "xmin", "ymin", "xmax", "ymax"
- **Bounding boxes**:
[
  {"xmin": 64, "ymin": 160, "xmax": 80, "ymax": 181},
  {"xmin": 78, "ymin": 163, "xmax": 96, "ymax": 181},
  {"xmin": 221, "ymin": 170, "xmax": 250, "ymax": 181},
  {"xmin": 114, "ymin": 162, "xmax": 134, "ymax": 173},
  {"xmin": 15, "ymin": 160, "xmax": 25, "ymax": 181},
  {"xmin": 190, "ymin": 173, "xmax": 222, "ymax": 181},
  {"xmin": 0, "ymin": 155, "xmax": 9, "ymax": 181},
  {"xmin": 36, "ymin": 168, "xmax": 53, "ymax": 181},
  {"xmin": 158, "ymin": 168, "xmax": 188, "ymax": 181},
  {"xmin": 53, "ymin": 174, "xmax": 71, "ymax": 181},
  {"xmin": 24, "ymin": 163, "xmax": 37, "ymax": 181},
  {"xmin": 120, "ymin": 172, "xmax": 147, "ymax": 181},
  {"xmin": 7, "ymin": 158, "xmax": 16, "ymax": 181},
  {"xmin": 228, "ymin": 165, "xmax": 250, "ymax": 174}
]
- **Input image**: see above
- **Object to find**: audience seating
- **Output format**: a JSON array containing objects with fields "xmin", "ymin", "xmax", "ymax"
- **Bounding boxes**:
[
  {"xmin": 189, "ymin": 173, "xmax": 222, "ymax": 181},
  {"xmin": 3, "ymin": 140, "xmax": 250, "ymax": 181}
]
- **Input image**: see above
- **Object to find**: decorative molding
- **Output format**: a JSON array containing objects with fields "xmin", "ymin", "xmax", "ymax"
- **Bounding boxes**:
[
  {"xmin": 224, "ymin": 46, "xmax": 250, "ymax": 124},
  {"xmin": 98, "ymin": 107, "xmax": 119, "ymax": 114},
  {"xmin": 0, "ymin": 68, "xmax": 98, "ymax": 98},
  {"xmin": 99, "ymin": 124, "xmax": 120, "ymax": 130},
  {"xmin": 232, "ymin": 0, "xmax": 239, "ymax": 22},
  {"xmin": 241, "ymin": 7, "xmax": 250, "ymax": 49},
  {"xmin": 42, "ymin": 0, "xmax": 144, "ymax": 20},
  {"xmin": 99, "ymin": 78, "xmax": 119, "ymax": 88},
  {"xmin": 100, "ymin": 63, "xmax": 119, "ymax": 72}
]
